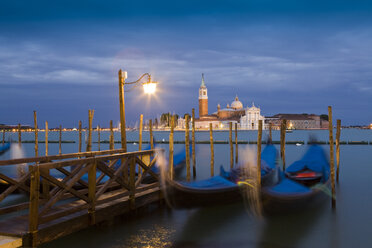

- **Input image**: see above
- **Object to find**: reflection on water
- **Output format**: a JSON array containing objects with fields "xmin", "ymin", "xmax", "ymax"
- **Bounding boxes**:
[
  {"xmin": 258, "ymin": 204, "xmax": 327, "ymax": 248},
  {"xmin": 10, "ymin": 143, "xmax": 27, "ymax": 177},
  {"xmin": 238, "ymin": 146, "xmax": 263, "ymax": 218},
  {"xmin": 123, "ymin": 224, "xmax": 175, "ymax": 248}
]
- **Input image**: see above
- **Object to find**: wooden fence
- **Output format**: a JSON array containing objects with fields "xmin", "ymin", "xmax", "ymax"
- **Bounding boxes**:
[{"xmin": 0, "ymin": 148, "xmax": 163, "ymax": 247}]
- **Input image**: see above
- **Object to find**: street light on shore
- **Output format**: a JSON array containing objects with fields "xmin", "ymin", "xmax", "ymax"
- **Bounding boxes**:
[{"xmin": 118, "ymin": 69, "xmax": 158, "ymax": 152}]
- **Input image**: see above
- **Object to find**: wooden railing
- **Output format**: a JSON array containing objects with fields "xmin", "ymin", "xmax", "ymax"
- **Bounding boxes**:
[{"xmin": 0, "ymin": 148, "xmax": 164, "ymax": 246}]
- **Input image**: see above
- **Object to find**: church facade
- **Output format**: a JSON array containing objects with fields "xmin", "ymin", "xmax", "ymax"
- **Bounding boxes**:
[{"xmin": 188, "ymin": 74, "xmax": 265, "ymax": 130}]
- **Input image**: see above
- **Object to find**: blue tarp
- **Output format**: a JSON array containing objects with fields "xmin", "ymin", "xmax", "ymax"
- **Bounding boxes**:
[
  {"xmin": 179, "ymin": 176, "xmax": 236, "ymax": 189},
  {"xmin": 0, "ymin": 143, "xmax": 10, "ymax": 154},
  {"xmin": 267, "ymin": 145, "xmax": 330, "ymax": 195},
  {"xmin": 267, "ymin": 178, "xmax": 311, "ymax": 194},
  {"xmin": 285, "ymin": 145, "xmax": 330, "ymax": 181}
]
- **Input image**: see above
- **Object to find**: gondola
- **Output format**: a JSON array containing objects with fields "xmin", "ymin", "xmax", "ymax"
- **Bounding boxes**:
[
  {"xmin": 261, "ymin": 144, "xmax": 330, "ymax": 214},
  {"xmin": 0, "ymin": 142, "xmax": 10, "ymax": 156},
  {"xmin": 164, "ymin": 143, "xmax": 278, "ymax": 209}
]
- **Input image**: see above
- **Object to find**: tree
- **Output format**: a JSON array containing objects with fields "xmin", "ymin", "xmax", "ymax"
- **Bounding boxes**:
[{"xmin": 320, "ymin": 114, "xmax": 328, "ymax": 121}]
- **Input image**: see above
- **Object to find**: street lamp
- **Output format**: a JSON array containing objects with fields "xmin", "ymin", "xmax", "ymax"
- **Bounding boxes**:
[{"xmin": 118, "ymin": 69, "xmax": 158, "ymax": 152}]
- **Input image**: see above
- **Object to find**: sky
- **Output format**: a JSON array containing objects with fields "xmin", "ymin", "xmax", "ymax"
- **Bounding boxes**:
[{"xmin": 1, "ymin": 0, "xmax": 372, "ymax": 127}]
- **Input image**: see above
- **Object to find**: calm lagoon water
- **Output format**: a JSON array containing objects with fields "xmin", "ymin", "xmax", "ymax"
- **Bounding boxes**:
[{"xmin": 1, "ymin": 129, "xmax": 372, "ymax": 247}]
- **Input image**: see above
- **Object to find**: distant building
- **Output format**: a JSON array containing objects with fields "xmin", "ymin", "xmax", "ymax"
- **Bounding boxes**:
[
  {"xmin": 240, "ymin": 103, "xmax": 265, "ymax": 130},
  {"xmin": 199, "ymin": 74, "xmax": 208, "ymax": 117},
  {"xmin": 266, "ymin": 114, "xmax": 329, "ymax": 129},
  {"xmin": 180, "ymin": 74, "xmax": 265, "ymax": 130}
]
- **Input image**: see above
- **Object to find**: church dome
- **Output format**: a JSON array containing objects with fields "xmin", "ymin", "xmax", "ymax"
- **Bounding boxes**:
[{"xmin": 231, "ymin": 96, "xmax": 243, "ymax": 110}]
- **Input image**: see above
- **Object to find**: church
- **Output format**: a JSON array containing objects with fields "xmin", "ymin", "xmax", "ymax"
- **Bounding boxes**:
[{"xmin": 191, "ymin": 74, "xmax": 265, "ymax": 130}]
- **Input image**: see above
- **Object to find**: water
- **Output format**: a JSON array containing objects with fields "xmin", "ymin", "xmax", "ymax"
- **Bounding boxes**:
[{"xmin": 1, "ymin": 129, "xmax": 372, "ymax": 247}]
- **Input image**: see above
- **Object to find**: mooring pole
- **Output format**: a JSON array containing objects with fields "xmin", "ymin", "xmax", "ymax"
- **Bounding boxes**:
[
  {"xmin": 34, "ymin": 111, "xmax": 38, "ymax": 157},
  {"xmin": 280, "ymin": 119, "xmax": 286, "ymax": 170},
  {"xmin": 229, "ymin": 122, "xmax": 233, "ymax": 168},
  {"xmin": 149, "ymin": 119, "xmax": 154, "ymax": 150},
  {"xmin": 169, "ymin": 115, "xmax": 175, "ymax": 180},
  {"xmin": 138, "ymin": 114, "xmax": 143, "ymax": 176},
  {"xmin": 269, "ymin": 122, "xmax": 272, "ymax": 141},
  {"xmin": 2, "ymin": 129, "xmax": 5, "ymax": 145},
  {"xmin": 235, "ymin": 123, "xmax": 238, "ymax": 164},
  {"xmin": 18, "ymin": 123, "xmax": 21, "ymax": 144},
  {"xmin": 97, "ymin": 125, "xmax": 101, "ymax": 151},
  {"xmin": 43, "ymin": 121, "xmax": 50, "ymax": 199},
  {"xmin": 328, "ymin": 106, "xmax": 336, "ymax": 209},
  {"xmin": 118, "ymin": 69, "xmax": 127, "ymax": 152},
  {"xmin": 110, "ymin": 120, "xmax": 114, "ymax": 150},
  {"xmin": 78, "ymin": 120, "xmax": 82, "ymax": 153},
  {"xmin": 139, "ymin": 115, "xmax": 143, "ymax": 151},
  {"xmin": 45, "ymin": 121, "xmax": 48, "ymax": 156},
  {"xmin": 87, "ymin": 110, "xmax": 94, "ymax": 152},
  {"xmin": 257, "ymin": 120, "xmax": 262, "ymax": 186},
  {"xmin": 336, "ymin": 119, "xmax": 341, "ymax": 183},
  {"xmin": 185, "ymin": 114, "xmax": 190, "ymax": 181},
  {"xmin": 192, "ymin": 108, "xmax": 196, "ymax": 178},
  {"xmin": 59, "ymin": 125, "xmax": 62, "ymax": 155},
  {"xmin": 210, "ymin": 123, "xmax": 214, "ymax": 176}
]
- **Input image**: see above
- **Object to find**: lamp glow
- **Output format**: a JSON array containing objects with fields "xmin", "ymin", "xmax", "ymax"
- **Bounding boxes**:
[{"xmin": 143, "ymin": 82, "xmax": 157, "ymax": 94}]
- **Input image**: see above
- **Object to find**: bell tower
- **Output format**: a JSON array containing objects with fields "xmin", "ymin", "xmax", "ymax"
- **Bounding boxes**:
[{"xmin": 199, "ymin": 73, "xmax": 208, "ymax": 117}]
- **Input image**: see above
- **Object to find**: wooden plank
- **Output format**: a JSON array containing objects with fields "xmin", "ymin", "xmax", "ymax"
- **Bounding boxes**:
[
  {"xmin": 0, "ymin": 148, "xmax": 128, "ymax": 166},
  {"xmin": 28, "ymin": 165, "xmax": 40, "ymax": 247},
  {"xmin": 0, "ymin": 235, "xmax": 22, "ymax": 248},
  {"xmin": 96, "ymin": 161, "xmax": 130, "ymax": 191}
]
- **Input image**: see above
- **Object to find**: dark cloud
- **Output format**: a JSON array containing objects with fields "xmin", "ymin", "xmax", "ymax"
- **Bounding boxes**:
[{"xmin": 0, "ymin": 1, "xmax": 372, "ymax": 126}]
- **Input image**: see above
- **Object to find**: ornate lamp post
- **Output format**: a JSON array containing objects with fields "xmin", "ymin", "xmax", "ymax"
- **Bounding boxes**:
[{"xmin": 118, "ymin": 69, "xmax": 158, "ymax": 152}]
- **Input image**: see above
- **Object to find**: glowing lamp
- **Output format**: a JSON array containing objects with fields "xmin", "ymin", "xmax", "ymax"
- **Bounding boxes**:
[{"xmin": 143, "ymin": 81, "xmax": 157, "ymax": 94}]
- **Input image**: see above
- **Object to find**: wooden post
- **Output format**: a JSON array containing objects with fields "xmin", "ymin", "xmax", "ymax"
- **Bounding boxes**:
[
  {"xmin": 129, "ymin": 156, "xmax": 136, "ymax": 209},
  {"xmin": 18, "ymin": 123, "xmax": 21, "ymax": 144},
  {"xmin": 2, "ymin": 129, "xmax": 4, "ymax": 145},
  {"xmin": 110, "ymin": 120, "xmax": 114, "ymax": 150},
  {"xmin": 185, "ymin": 115, "xmax": 190, "ymax": 181},
  {"xmin": 209, "ymin": 123, "xmax": 214, "ymax": 177},
  {"xmin": 192, "ymin": 108, "xmax": 196, "ymax": 178},
  {"xmin": 149, "ymin": 119, "xmax": 154, "ymax": 150},
  {"xmin": 280, "ymin": 119, "xmax": 286, "ymax": 170},
  {"xmin": 34, "ymin": 111, "xmax": 38, "ymax": 157},
  {"xmin": 97, "ymin": 125, "xmax": 101, "ymax": 151},
  {"xmin": 28, "ymin": 164, "xmax": 40, "ymax": 247},
  {"xmin": 59, "ymin": 125, "xmax": 62, "ymax": 155},
  {"xmin": 336, "ymin": 119, "xmax": 341, "ymax": 183},
  {"xmin": 42, "ymin": 121, "xmax": 50, "ymax": 199},
  {"xmin": 138, "ymin": 114, "xmax": 143, "ymax": 175},
  {"xmin": 328, "ymin": 106, "xmax": 336, "ymax": 209},
  {"xmin": 257, "ymin": 120, "xmax": 263, "ymax": 186},
  {"xmin": 235, "ymin": 123, "xmax": 238, "ymax": 164},
  {"xmin": 169, "ymin": 115, "xmax": 174, "ymax": 180},
  {"xmin": 87, "ymin": 110, "xmax": 94, "ymax": 152},
  {"xmin": 139, "ymin": 115, "xmax": 143, "ymax": 151},
  {"xmin": 88, "ymin": 161, "xmax": 96, "ymax": 224},
  {"xmin": 45, "ymin": 122, "xmax": 48, "ymax": 156},
  {"xmin": 78, "ymin": 121, "xmax": 82, "ymax": 153},
  {"xmin": 269, "ymin": 122, "xmax": 272, "ymax": 141},
  {"xmin": 229, "ymin": 122, "xmax": 233, "ymax": 169},
  {"xmin": 118, "ymin": 69, "xmax": 127, "ymax": 152}
]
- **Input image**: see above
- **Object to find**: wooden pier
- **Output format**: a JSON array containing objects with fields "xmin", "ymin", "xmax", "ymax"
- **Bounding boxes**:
[{"xmin": 0, "ymin": 148, "xmax": 163, "ymax": 247}]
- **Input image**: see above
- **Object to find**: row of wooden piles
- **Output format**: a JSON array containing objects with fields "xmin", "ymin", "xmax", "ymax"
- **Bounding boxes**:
[{"xmin": 3, "ymin": 106, "xmax": 341, "ymax": 209}]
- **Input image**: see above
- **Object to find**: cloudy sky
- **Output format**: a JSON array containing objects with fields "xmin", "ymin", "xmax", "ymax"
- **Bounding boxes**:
[{"xmin": 1, "ymin": 0, "xmax": 372, "ymax": 127}]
